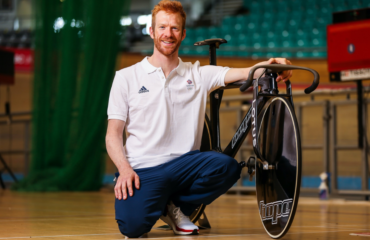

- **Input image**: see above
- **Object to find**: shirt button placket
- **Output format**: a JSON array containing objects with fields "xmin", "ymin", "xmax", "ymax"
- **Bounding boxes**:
[
  {"xmin": 165, "ymin": 80, "xmax": 170, "ymax": 96},
  {"xmin": 159, "ymin": 69, "xmax": 169, "ymax": 96},
  {"xmin": 158, "ymin": 68, "xmax": 164, "ymax": 80}
]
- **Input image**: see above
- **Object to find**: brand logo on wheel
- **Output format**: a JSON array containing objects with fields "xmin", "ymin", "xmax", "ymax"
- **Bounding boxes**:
[
  {"xmin": 259, "ymin": 198, "xmax": 292, "ymax": 225},
  {"xmin": 138, "ymin": 86, "xmax": 149, "ymax": 94}
]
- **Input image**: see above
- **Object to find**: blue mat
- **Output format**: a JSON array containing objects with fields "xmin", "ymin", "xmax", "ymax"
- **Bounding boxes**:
[{"xmin": 242, "ymin": 176, "xmax": 370, "ymax": 190}]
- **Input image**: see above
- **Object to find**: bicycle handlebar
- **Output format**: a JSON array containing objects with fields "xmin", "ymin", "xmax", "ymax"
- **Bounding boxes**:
[
  {"xmin": 239, "ymin": 79, "xmax": 254, "ymax": 92},
  {"xmin": 239, "ymin": 64, "xmax": 320, "ymax": 94}
]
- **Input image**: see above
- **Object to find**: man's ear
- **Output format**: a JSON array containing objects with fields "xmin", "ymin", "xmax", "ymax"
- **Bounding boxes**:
[
  {"xmin": 149, "ymin": 26, "xmax": 154, "ymax": 39},
  {"xmin": 181, "ymin": 28, "xmax": 186, "ymax": 41}
]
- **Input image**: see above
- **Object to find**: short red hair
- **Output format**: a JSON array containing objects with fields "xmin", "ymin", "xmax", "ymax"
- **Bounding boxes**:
[{"xmin": 151, "ymin": 0, "xmax": 186, "ymax": 30}]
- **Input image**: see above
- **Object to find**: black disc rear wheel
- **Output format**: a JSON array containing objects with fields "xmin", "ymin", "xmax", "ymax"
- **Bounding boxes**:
[{"xmin": 256, "ymin": 97, "xmax": 302, "ymax": 238}]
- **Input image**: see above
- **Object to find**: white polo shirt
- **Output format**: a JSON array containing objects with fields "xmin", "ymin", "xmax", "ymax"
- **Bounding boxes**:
[{"xmin": 108, "ymin": 57, "xmax": 229, "ymax": 169}]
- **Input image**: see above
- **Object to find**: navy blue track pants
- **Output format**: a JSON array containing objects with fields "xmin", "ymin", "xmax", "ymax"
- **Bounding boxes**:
[{"xmin": 115, "ymin": 150, "xmax": 241, "ymax": 238}]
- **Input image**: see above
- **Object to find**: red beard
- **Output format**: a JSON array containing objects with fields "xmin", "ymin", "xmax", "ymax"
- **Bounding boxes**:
[{"xmin": 153, "ymin": 33, "xmax": 182, "ymax": 56}]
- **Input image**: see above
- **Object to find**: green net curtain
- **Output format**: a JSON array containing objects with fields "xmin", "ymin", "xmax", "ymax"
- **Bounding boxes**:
[{"xmin": 12, "ymin": 0, "xmax": 130, "ymax": 191}]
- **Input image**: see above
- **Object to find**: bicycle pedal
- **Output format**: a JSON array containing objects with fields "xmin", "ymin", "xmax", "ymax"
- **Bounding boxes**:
[{"xmin": 246, "ymin": 156, "xmax": 256, "ymax": 181}]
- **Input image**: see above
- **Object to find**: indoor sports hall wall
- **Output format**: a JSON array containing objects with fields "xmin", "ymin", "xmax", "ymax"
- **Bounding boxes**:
[
  {"xmin": 1, "ymin": 53, "xmax": 369, "ymax": 191},
  {"xmin": 1, "ymin": 0, "xmax": 370, "ymax": 191}
]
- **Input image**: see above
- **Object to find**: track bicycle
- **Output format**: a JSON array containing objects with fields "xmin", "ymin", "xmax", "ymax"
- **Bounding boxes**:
[{"xmin": 188, "ymin": 38, "xmax": 320, "ymax": 239}]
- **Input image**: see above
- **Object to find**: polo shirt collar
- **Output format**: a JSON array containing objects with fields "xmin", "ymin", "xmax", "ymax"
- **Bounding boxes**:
[
  {"xmin": 176, "ymin": 58, "xmax": 185, "ymax": 76},
  {"xmin": 141, "ymin": 57, "xmax": 157, "ymax": 74},
  {"xmin": 141, "ymin": 57, "xmax": 185, "ymax": 77}
]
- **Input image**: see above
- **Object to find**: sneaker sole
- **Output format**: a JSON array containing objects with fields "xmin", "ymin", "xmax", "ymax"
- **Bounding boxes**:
[
  {"xmin": 173, "ymin": 228, "xmax": 199, "ymax": 235},
  {"xmin": 161, "ymin": 215, "xmax": 199, "ymax": 235}
]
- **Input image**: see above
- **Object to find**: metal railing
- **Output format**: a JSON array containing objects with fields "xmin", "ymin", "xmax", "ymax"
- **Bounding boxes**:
[
  {"xmin": 217, "ymin": 96, "xmax": 331, "ymax": 193},
  {"xmin": 217, "ymin": 86, "xmax": 370, "ymax": 196},
  {"xmin": 330, "ymin": 99, "xmax": 370, "ymax": 196},
  {"xmin": 0, "ymin": 112, "xmax": 31, "ymax": 176}
]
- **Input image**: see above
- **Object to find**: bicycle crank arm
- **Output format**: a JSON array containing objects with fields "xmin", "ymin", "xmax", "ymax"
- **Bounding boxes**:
[
  {"xmin": 240, "ymin": 157, "xmax": 257, "ymax": 181},
  {"xmin": 240, "ymin": 157, "xmax": 277, "ymax": 171}
]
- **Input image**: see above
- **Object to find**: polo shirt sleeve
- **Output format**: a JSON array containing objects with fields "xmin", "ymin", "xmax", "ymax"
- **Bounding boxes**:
[
  {"xmin": 107, "ymin": 71, "xmax": 129, "ymax": 122},
  {"xmin": 197, "ymin": 62, "xmax": 230, "ymax": 93}
]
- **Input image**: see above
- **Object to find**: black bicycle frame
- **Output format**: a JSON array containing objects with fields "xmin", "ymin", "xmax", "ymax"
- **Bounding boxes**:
[
  {"xmin": 208, "ymin": 79, "xmax": 292, "ymax": 157},
  {"xmin": 222, "ymin": 95, "xmax": 267, "ymax": 158},
  {"xmin": 206, "ymin": 42, "xmax": 281, "ymax": 158},
  {"xmin": 201, "ymin": 39, "xmax": 312, "ymax": 160},
  {"xmin": 208, "ymin": 42, "xmax": 223, "ymax": 152}
]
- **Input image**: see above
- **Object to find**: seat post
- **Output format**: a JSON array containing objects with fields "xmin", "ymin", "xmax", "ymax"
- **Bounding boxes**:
[
  {"xmin": 209, "ymin": 43, "xmax": 217, "ymax": 66},
  {"xmin": 193, "ymin": 39, "xmax": 227, "ymax": 152},
  {"xmin": 194, "ymin": 39, "xmax": 226, "ymax": 65}
]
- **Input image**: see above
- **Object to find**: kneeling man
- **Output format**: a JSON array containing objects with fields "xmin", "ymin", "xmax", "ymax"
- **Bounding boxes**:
[{"xmin": 106, "ymin": 0, "xmax": 292, "ymax": 237}]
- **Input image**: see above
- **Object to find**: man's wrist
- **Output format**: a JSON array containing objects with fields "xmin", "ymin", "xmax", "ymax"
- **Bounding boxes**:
[{"xmin": 118, "ymin": 161, "xmax": 132, "ymax": 173}]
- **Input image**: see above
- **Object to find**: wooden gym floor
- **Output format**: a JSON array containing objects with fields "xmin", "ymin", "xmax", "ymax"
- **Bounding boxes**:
[{"xmin": 0, "ymin": 190, "xmax": 370, "ymax": 239}]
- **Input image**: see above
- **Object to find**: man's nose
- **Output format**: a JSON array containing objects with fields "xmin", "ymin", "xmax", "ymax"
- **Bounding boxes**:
[{"xmin": 164, "ymin": 27, "xmax": 172, "ymax": 37}]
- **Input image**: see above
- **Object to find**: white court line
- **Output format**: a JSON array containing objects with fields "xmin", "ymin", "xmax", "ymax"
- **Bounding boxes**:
[
  {"xmin": 0, "ymin": 216, "xmax": 114, "ymax": 223},
  {"xmin": 214, "ymin": 224, "xmax": 370, "ymax": 230},
  {"xmin": 107, "ymin": 228, "xmax": 370, "ymax": 240},
  {"xmin": 1, "ymin": 227, "xmax": 369, "ymax": 240},
  {"xmin": 350, "ymin": 233, "xmax": 370, "ymax": 237},
  {"xmin": 190, "ymin": 224, "xmax": 369, "ymax": 231},
  {"xmin": 0, "ymin": 213, "xmax": 248, "ymax": 223},
  {"xmin": 0, "ymin": 233, "xmax": 122, "ymax": 239}
]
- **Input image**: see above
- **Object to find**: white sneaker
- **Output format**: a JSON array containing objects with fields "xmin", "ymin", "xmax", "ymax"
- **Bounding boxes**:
[{"xmin": 160, "ymin": 202, "xmax": 199, "ymax": 235}]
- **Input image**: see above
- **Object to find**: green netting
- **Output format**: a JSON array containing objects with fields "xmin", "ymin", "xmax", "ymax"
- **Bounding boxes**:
[{"xmin": 12, "ymin": 0, "xmax": 130, "ymax": 191}]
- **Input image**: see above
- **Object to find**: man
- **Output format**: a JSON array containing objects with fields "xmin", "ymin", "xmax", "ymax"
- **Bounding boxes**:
[{"xmin": 106, "ymin": 0, "xmax": 292, "ymax": 238}]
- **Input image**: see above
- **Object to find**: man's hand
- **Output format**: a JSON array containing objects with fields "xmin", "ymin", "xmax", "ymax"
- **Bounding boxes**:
[
  {"xmin": 224, "ymin": 58, "xmax": 293, "ymax": 85},
  {"xmin": 254, "ymin": 58, "xmax": 293, "ymax": 82},
  {"xmin": 115, "ymin": 167, "xmax": 140, "ymax": 200},
  {"xmin": 106, "ymin": 119, "xmax": 140, "ymax": 200}
]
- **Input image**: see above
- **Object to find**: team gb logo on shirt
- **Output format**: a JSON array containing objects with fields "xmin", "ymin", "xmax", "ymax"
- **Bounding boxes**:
[{"xmin": 186, "ymin": 79, "xmax": 194, "ymax": 90}]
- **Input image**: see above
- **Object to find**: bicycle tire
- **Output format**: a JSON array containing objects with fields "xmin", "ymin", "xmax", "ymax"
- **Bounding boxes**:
[
  {"xmin": 255, "ymin": 97, "xmax": 302, "ymax": 239},
  {"xmin": 189, "ymin": 114, "xmax": 212, "ymax": 223}
]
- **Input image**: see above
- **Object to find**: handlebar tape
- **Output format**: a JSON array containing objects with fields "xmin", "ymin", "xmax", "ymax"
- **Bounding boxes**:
[{"xmin": 239, "ymin": 64, "xmax": 320, "ymax": 94}]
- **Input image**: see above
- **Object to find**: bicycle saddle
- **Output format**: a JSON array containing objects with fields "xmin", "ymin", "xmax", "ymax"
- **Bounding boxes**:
[{"xmin": 194, "ymin": 38, "xmax": 227, "ymax": 48}]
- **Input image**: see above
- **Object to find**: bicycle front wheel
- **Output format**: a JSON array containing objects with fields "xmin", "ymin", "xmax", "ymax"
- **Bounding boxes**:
[{"xmin": 256, "ymin": 97, "xmax": 302, "ymax": 239}]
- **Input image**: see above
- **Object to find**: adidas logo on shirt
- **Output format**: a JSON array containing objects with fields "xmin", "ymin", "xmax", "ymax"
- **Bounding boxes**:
[{"xmin": 138, "ymin": 86, "xmax": 149, "ymax": 94}]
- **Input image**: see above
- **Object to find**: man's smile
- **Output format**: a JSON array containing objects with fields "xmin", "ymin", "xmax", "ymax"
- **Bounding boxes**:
[{"xmin": 161, "ymin": 40, "xmax": 175, "ymax": 46}]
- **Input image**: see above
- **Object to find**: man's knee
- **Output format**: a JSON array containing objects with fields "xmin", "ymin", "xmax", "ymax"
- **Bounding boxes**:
[
  {"xmin": 221, "ymin": 154, "xmax": 241, "ymax": 182},
  {"xmin": 202, "ymin": 152, "xmax": 241, "ymax": 183},
  {"xmin": 213, "ymin": 153, "xmax": 241, "ymax": 176},
  {"xmin": 117, "ymin": 216, "xmax": 151, "ymax": 238}
]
